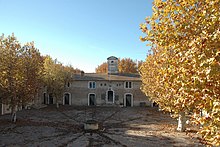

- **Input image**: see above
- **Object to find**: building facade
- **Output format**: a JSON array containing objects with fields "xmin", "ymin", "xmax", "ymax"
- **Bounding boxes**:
[
  {"xmin": 41, "ymin": 56, "xmax": 151, "ymax": 107},
  {"xmin": 0, "ymin": 103, "xmax": 11, "ymax": 115}
]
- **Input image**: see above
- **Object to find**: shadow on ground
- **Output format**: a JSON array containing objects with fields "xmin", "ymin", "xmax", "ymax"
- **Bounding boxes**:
[{"xmin": 0, "ymin": 105, "xmax": 204, "ymax": 147}]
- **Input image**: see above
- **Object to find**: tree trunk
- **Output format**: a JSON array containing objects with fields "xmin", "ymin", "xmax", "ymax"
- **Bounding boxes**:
[
  {"xmin": 177, "ymin": 111, "xmax": 186, "ymax": 132},
  {"xmin": 56, "ymin": 102, "xmax": 59, "ymax": 108},
  {"xmin": 11, "ymin": 106, "xmax": 17, "ymax": 123}
]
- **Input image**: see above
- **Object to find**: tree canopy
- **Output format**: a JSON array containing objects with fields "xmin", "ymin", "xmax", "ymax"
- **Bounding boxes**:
[
  {"xmin": 140, "ymin": 0, "xmax": 219, "ymax": 145},
  {"xmin": 95, "ymin": 62, "xmax": 108, "ymax": 73},
  {"xmin": 96, "ymin": 58, "xmax": 141, "ymax": 74},
  {"xmin": 118, "ymin": 58, "xmax": 138, "ymax": 73},
  {"xmin": 0, "ymin": 34, "xmax": 44, "ymax": 121},
  {"xmin": 0, "ymin": 33, "xmax": 81, "ymax": 120},
  {"xmin": 42, "ymin": 56, "xmax": 75, "ymax": 106}
]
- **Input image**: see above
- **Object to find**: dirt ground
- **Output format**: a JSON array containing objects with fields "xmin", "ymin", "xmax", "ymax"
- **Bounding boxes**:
[{"xmin": 0, "ymin": 105, "xmax": 204, "ymax": 147}]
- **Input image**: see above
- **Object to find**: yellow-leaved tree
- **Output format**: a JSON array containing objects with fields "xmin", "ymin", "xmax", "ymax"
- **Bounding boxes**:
[
  {"xmin": 139, "ymin": 0, "xmax": 220, "ymax": 145},
  {"xmin": 96, "ymin": 58, "xmax": 139, "ymax": 74},
  {"xmin": 43, "ymin": 56, "xmax": 76, "ymax": 107},
  {"xmin": 0, "ymin": 34, "xmax": 44, "ymax": 122},
  {"xmin": 118, "ymin": 58, "xmax": 138, "ymax": 73},
  {"xmin": 95, "ymin": 62, "xmax": 108, "ymax": 73}
]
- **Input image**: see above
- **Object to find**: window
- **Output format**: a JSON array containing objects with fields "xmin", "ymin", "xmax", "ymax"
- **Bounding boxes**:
[
  {"xmin": 88, "ymin": 81, "xmax": 96, "ymax": 89},
  {"xmin": 124, "ymin": 82, "xmax": 132, "ymax": 89}
]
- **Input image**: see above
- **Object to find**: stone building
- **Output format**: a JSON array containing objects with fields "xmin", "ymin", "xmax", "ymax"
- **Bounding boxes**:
[
  {"xmin": 41, "ymin": 56, "xmax": 151, "ymax": 107},
  {"xmin": 0, "ymin": 103, "xmax": 11, "ymax": 115}
]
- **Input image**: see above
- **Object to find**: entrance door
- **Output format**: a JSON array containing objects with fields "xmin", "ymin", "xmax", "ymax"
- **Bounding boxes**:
[
  {"xmin": 64, "ymin": 93, "xmax": 70, "ymax": 105},
  {"xmin": 107, "ymin": 90, "xmax": 113, "ymax": 102},
  {"xmin": 125, "ymin": 94, "xmax": 132, "ymax": 107},
  {"xmin": 43, "ymin": 93, "xmax": 47, "ymax": 104},
  {"xmin": 0, "ymin": 103, "xmax": 2, "ymax": 115},
  {"xmin": 48, "ymin": 93, "xmax": 53, "ymax": 104},
  {"xmin": 89, "ymin": 94, "xmax": 95, "ymax": 106},
  {"xmin": 0, "ymin": 98, "xmax": 2, "ymax": 115}
]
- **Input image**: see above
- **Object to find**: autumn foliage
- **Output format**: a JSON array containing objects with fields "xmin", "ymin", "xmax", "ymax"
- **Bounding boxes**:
[
  {"xmin": 140, "ymin": 0, "xmax": 219, "ymax": 145},
  {"xmin": 118, "ymin": 58, "xmax": 138, "ymax": 73},
  {"xmin": 96, "ymin": 58, "xmax": 141, "ymax": 74},
  {"xmin": 95, "ymin": 62, "xmax": 108, "ymax": 73},
  {"xmin": 0, "ymin": 34, "xmax": 44, "ymax": 121},
  {"xmin": 0, "ymin": 34, "xmax": 81, "ymax": 120},
  {"xmin": 42, "ymin": 56, "xmax": 79, "ymax": 106}
]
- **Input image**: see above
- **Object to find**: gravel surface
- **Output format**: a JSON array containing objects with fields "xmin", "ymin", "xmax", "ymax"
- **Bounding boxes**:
[{"xmin": 0, "ymin": 105, "xmax": 204, "ymax": 147}]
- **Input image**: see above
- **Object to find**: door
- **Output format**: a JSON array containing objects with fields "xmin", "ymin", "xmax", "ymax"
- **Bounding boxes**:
[
  {"xmin": 43, "ymin": 93, "xmax": 47, "ymax": 104},
  {"xmin": 48, "ymin": 93, "xmax": 53, "ymax": 104},
  {"xmin": 107, "ymin": 90, "xmax": 113, "ymax": 102},
  {"xmin": 0, "ymin": 98, "xmax": 2, "ymax": 115},
  {"xmin": 64, "ymin": 93, "xmax": 70, "ymax": 105},
  {"xmin": 125, "ymin": 94, "xmax": 132, "ymax": 107},
  {"xmin": 0, "ymin": 103, "xmax": 2, "ymax": 115},
  {"xmin": 89, "ymin": 94, "xmax": 95, "ymax": 106}
]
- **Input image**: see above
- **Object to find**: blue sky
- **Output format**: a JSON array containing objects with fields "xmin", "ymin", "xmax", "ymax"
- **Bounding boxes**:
[{"xmin": 0, "ymin": 0, "xmax": 153, "ymax": 72}]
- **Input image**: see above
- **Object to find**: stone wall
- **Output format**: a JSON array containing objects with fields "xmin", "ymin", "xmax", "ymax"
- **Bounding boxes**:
[
  {"xmin": 67, "ymin": 80, "xmax": 151, "ymax": 106},
  {"xmin": 39, "ymin": 80, "xmax": 151, "ymax": 107},
  {"xmin": 1, "ymin": 104, "xmax": 11, "ymax": 115}
]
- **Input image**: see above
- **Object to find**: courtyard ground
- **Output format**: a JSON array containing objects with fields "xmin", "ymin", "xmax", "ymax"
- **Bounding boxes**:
[{"xmin": 0, "ymin": 105, "xmax": 204, "ymax": 147}]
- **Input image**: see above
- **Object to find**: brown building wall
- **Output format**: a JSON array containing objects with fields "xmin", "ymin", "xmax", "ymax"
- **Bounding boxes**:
[
  {"xmin": 39, "ymin": 80, "xmax": 151, "ymax": 107},
  {"xmin": 1, "ymin": 104, "xmax": 11, "ymax": 115},
  {"xmin": 67, "ymin": 80, "xmax": 150, "ymax": 106}
]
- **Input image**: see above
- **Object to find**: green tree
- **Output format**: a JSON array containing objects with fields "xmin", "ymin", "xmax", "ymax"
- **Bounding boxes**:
[{"xmin": 140, "ymin": 0, "xmax": 220, "ymax": 145}]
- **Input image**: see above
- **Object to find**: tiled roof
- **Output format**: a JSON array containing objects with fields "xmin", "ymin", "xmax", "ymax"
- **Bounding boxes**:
[{"xmin": 73, "ymin": 73, "xmax": 141, "ymax": 81}]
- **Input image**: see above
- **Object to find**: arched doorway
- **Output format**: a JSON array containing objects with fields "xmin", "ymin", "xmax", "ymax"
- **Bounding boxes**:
[
  {"xmin": 48, "ymin": 93, "xmax": 53, "ymax": 104},
  {"xmin": 107, "ymin": 90, "xmax": 114, "ymax": 103},
  {"xmin": 64, "ymin": 93, "xmax": 71, "ymax": 105},
  {"xmin": 43, "ymin": 93, "xmax": 47, "ymax": 104},
  {"xmin": 88, "ymin": 93, "xmax": 96, "ymax": 106},
  {"xmin": 124, "ymin": 94, "xmax": 133, "ymax": 107},
  {"xmin": 0, "ymin": 103, "xmax": 2, "ymax": 115}
]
